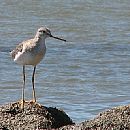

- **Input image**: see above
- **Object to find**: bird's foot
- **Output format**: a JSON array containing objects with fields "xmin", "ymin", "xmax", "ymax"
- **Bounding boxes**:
[
  {"xmin": 29, "ymin": 99, "xmax": 42, "ymax": 108},
  {"xmin": 18, "ymin": 99, "xmax": 25, "ymax": 110},
  {"xmin": 18, "ymin": 99, "xmax": 42, "ymax": 109}
]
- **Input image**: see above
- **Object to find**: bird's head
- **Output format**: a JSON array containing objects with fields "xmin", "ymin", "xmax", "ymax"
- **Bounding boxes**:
[{"xmin": 35, "ymin": 27, "xmax": 66, "ymax": 42}]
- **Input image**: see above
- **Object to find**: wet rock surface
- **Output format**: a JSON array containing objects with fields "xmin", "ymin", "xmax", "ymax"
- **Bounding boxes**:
[{"xmin": 0, "ymin": 101, "xmax": 73, "ymax": 130}]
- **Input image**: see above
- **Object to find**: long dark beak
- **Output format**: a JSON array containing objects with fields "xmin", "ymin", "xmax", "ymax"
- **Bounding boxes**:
[{"xmin": 50, "ymin": 34, "xmax": 66, "ymax": 42}]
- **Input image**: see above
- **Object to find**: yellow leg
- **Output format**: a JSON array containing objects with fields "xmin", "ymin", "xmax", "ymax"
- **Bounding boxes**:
[{"xmin": 32, "ymin": 66, "xmax": 36, "ymax": 103}]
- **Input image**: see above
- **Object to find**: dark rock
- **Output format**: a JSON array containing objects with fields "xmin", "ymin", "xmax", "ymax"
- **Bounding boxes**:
[
  {"xmin": 2, "ymin": 101, "xmax": 130, "ymax": 130},
  {"xmin": 0, "ymin": 101, "xmax": 74, "ymax": 130},
  {"xmin": 59, "ymin": 105, "xmax": 130, "ymax": 130}
]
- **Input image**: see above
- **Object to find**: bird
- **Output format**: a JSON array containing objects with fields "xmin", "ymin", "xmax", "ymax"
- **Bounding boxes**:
[{"xmin": 10, "ymin": 26, "xmax": 66, "ymax": 109}]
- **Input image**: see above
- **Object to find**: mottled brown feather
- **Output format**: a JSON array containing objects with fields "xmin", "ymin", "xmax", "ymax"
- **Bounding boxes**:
[{"xmin": 10, "ymin": 38, "xmax": 40, "ymax": 59}]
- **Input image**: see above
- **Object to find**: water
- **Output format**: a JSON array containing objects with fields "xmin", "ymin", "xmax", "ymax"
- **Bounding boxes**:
[{"xmin": 1, "ymin": 0, "xmax": 130, "ymax": 123}]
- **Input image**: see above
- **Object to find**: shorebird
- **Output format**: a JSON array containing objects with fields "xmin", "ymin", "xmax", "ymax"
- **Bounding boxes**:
[{"xmin": 10, "ymin": 27, "xmax": 66, "ymax": 109}]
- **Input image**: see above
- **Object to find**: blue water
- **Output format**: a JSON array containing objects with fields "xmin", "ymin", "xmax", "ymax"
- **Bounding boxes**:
[{"xmin": 1, "ymin": 0, "xmax": 130, "ymax": 123}]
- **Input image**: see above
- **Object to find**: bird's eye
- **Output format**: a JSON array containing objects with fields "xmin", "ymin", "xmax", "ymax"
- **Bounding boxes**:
[
  {"xmin": 39, "ymin": 30, "xmax": 46, "ymax": 33},
  {"xmin": 39, "ymin": 30, "xmax": 45, "ymax": 33}
]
